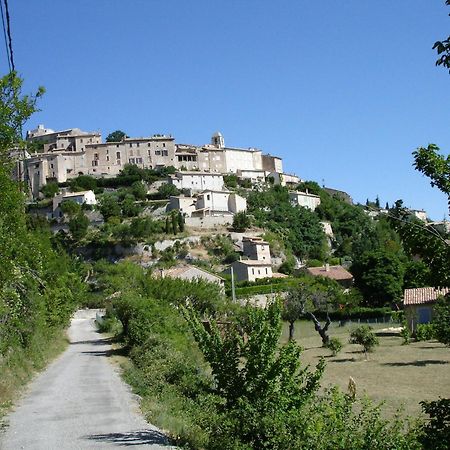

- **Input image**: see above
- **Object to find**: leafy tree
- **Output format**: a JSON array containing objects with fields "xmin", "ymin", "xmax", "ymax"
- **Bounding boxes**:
[
  {"xmin": 420, "ymin": 398, "xmax": 450, "ymax": 450},
  {"xmin": 432, "ymin": 0, "xmax": 450, "ymax": 72},
  {"xmin": 131, "ymin": 180, "xmax": 147, "ymax": 200},
  {"xmin": 282, "ymin": 284, "xmax": 311, "ymax": 341},
  {"xmin": 59, "ymin": 200, "xmax": 81, "ymax": 217},
  {"xmin": 403, "ymin": 260, "xmax": 431, "ymax": 289},
  {"xmin": 413, "ymin": 144, "xmax": 450, "ymax": 213},
  {"xmin": 105, "ymin": 129, "xmax": 127, "ymax": 142},
  {"xmin": 121, "ymin": 194, "xmax": 142, "ymax": 217},
  {"xmin": 296, "ymin": 180, "xmax": 322, "ymax": 195},
  {"xmin": 432, "ymin": 295, "xmax": 450, "ymax": 346},
  {"xmin": 99, "ymin": 193, "xmax": 121, "ymax": 220},
  {"xmin": 157, "ymin": 183, "xmax": 180, "ymax": 199},
  {"xmin": 182, "ymin": 299, "xmax": 325, "ymax": 448},
  {"xmin": 70, "ymin": 174, "xmax": 97, "ymax": 192},
  {"xmin": 223, "ymin": 174, "xmax": 238, "ymax": 189},
  {"xmin": 349, "ymin": 325, "xmax": 379, "ymax": 357},
  {"xmin": 351, "ymin": 250, "xmax": 405, "ymax": 307},
  {"xmin": 232, "ymin": 211, "xmax": 251, "ymax": 232},
  {"xmin": 40, "ymin": 181, "xmax": 59, "ymax": 198},
  {"xmin": 68, "ymin": 211, "xmax": 89, "ymax": 241}
]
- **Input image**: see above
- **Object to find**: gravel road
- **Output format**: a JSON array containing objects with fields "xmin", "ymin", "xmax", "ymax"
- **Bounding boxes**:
[{"xmin": 0, "ymin": 309, "xmax": 174, "ymax": 449}]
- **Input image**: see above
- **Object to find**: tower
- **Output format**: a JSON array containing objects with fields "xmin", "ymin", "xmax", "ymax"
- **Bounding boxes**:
[{"xmin": 211, "ymin": 131, "xmax": 225, "ymax": 148}]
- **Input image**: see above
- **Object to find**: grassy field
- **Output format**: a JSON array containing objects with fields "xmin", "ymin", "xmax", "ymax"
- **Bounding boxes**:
[{"xmin": 281, "ymin": 320, "xmax": 450, "ymax": 418}]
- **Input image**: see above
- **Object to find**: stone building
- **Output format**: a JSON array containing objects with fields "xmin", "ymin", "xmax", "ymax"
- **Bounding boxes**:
[{"xmin": 289, "ymin": 191, "xmax": 321, "ymax": 211}]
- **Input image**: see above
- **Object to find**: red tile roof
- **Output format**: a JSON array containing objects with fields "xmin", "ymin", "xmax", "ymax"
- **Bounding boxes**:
[
  {"xmin": 403, "ymin": 287, "xmax": 450, "ymax": 306},
  {"xmin": 306, "ymin": 265, "xmax": 353, "ymax": 281}
]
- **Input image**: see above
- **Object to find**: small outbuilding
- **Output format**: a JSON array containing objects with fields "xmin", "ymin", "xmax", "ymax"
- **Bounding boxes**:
[
  {"xmin": 403, "ymin": 287, "xmax": 449, "ymax": 334},
  {"xmin": 305, "ymin": 264, "xmax": 354, "ymax": 288}
]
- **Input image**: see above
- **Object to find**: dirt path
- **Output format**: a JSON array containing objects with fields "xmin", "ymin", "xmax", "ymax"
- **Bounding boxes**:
[{"xmin": 0, "ymin": 310, "xmax": 174, "ymax": 449}]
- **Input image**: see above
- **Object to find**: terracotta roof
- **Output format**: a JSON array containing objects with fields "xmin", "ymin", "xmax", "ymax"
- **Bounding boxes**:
[
  {"xmin": 306, "ymin": 265, "xmax": 353, "ymax": 281},
  {"xmin": 403, "ymin": 287, "xmax": 450, "ymax": 306}
]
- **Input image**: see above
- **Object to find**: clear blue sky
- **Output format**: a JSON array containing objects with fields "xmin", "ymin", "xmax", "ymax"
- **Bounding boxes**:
[{"xmin": 4, "ymin": 0, "xmax": 449, "ymax": 219}]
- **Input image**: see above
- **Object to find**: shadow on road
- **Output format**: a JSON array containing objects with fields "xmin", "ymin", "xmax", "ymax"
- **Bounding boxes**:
[
  {"xmin": 70, "ymin": 338, "xmax": 113, "ymax": 345},
  {"xmin": 84, "ymin": 429, "xmax": 171, "ymax": 446},
  {"xmin": 81, "ymin": 347, "xmax": 128, "ymax": 358}
]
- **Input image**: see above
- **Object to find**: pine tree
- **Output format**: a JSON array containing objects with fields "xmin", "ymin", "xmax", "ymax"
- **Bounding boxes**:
[
  {"xmin": 171, "ymin": 212, "xmax": 178, "ymax": 234},
  {"xmin": 165, "ymin": 216, "xmax": 170, "ymax": 234},
  {"xmin": 178, "ymin": 211, "xmax": 185, "ymax": 232}
]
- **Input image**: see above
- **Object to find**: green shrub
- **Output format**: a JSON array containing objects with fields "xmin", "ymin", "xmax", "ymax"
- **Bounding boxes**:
[
  {"xmin": 349, "ymin": 325, "xmax": 379, "ymax": 356},
  {"xmin": 420, "ymin": 398, "xmax": 450, "ymax": 450},
  {"xmin": 432, "ymin": 295, "xmax": 450, "ymax": 346},
  {"xmin": 415, "ymin": 323, "xmax": 435, "ymax": 341},
  {"xmin": 326, "ymin": 337, "xmax": 343, "ymax": 356}
]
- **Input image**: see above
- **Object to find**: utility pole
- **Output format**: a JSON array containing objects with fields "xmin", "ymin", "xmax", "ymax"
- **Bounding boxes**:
[{"xmin": 231, "ymin": 266, "xmax": 236, "ymax": 302}]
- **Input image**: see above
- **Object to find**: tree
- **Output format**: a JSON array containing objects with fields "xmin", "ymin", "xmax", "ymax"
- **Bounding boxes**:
[
  {"xmin": 432, "ymin": 295, "xmax": 450, "ymax": 346},
  {"xmin": 351, "ymin": 250, "xmax": 405, "ymax": 307},
  {"xmin": 59, "ymin": 200, "xmax": 81, "ymax": 218},
  {"xmin": 165, "ymin": 216, "xmax": 170, "ymax": 234},
  {"xmin": 282, "ymin": 284, "xmax": 311, "ymax": 341},
  {"xmin": 68, "ymin": 211, "xmax": 89, "ymax": 241},
  {"xmin": 70, "ymin": 175, "xmax": 97, "ymax": 192},
  {"xmin": 232, "ymin": 211, "xmax": 251, "ymax": 232},
  {"xmin": 105, "ymin": 130, "xmax": 127, "ymax": 142},
  {"xmin": 413, "ymin": 144, "xmax": 450, "ymax": 214},
  {"xmin": 177, "ymin": 210, "xmax": 185, "ymax": 232},
  {"xmin": 375, "ymin": 196, "xmax": 380, "ymax": 208},
  {"xmin": 349, "ymin": 325, "xmax": 379, "ymax": 358},
  {"xmin": 40, "ymin": 181, "xmax": 59, "ymax": 198},
  {"xmin": 171, "ymin": 212, "xmax": 178, "ymax": 234},
  {"xmin": 99, "ymin": 194, "xmax": 121, "ymax": 220},
  {"xmin": 432, "ymin": 0, "xmax": 450, "ymax": 72},
  {"xmin": 157, "ymin": 183, "xmax": 180, "ymax": 199},
  {"xmin": 131, "ymin": 180, "xmax": 147, "ymax": 200}
]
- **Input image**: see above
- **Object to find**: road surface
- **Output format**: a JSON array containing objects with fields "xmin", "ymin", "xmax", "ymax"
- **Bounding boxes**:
[{"xmin": 0, "ymin": 310, "xmax": 174, "ymax": 449}]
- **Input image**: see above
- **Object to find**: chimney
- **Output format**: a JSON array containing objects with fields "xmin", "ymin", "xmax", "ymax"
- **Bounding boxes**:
[{"xmin": 325, "ymin": 263, "xmax": 330, "ymax": 272}]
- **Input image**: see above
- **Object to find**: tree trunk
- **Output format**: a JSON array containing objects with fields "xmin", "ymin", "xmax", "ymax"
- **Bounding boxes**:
[
  {"xmin": 308, "ymin": 312, "xmax": 331, "ymax": 346},
  {"xmin": 288, "ymin": 321, "xmax": 295, "ymax": 341}
]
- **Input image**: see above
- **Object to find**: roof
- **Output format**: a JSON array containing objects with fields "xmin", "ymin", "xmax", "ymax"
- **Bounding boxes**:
[
  {"xmin": 62, "ymin": 190, "xmax": 94, "ymax": 197},
  {"xmin": 174, "ymin": 171, "xmax": 223, "ymax": 176},
  {"xmin": 243, "ymin": 236, "xmax": 269, "ymax": 245},
  {"xmin": 403, "ymin": 287, "xmax": 450, "ymax": 306},
  {"xmin": 289, "ymin": 191, "xmax": 320, "ymax": 199},
  {"xmin": 306, "ymin": 265, "xmax": 353, "ymax": 281},
  {"xmin": 158, "ymin": 265, "xmax": 225, "ymax": 281},
  {"xmin": 233, "ymin": 260, "xmax": 272, "ymax": 267}
]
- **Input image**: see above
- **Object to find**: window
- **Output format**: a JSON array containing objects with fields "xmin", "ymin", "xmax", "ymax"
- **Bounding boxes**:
[
  {"xmin": 50, "ymin": 163, "xmax": 54, "ymax": 169},
  {"xmin": 136, "ymin": 158, "xmax": 143, "ymax": 164},
  {"xmin": 129, "ymin": 158, "xmax": 135, "ymax": 164},
  {"xmin": 162, "ymin": 150, "xmax": 168, "ymax": 157},
  {"xmin": 129, "ymin": 143, "xmax": 132, "ymax": 147},
  {"xmin": 116, "ymin": 144, "xmax": 119, "ymax": 148},
  {"xmin": 252, "ymin": 268, "xmax": 255, "ymax": 275},
  {"xmin": 265, "ymin": 268, "xmax": 268, "ymax": 274},
  {"xmin": 148, "ymin": 143, "xmax": 151, "ymax": 147},
  {"xmin": 163, "ymin": 143, "xmax": 166, "ymax": 147},
  {"xmin": 106, "ymin": 156, "xmax": 110, "ymax": 162},
  {"xmin": 94, "ymin": 153, "xmax": 99, "ymax": 160},
  {"xmin": 92, "ymin": 160, "xmax": 98, "ymax": 167},
  {"xmin": 116, "ymin": 151, "xmax": 121, "ymax": 159},
  {"xmin": 207, "ymin": 194, "xmax": 210, "ymax": 200},
  {"xmin": 156, "ymin": 150, "xmax": 162, "ymax": 156},
  {"xmin": 130, "ymin": 150, "xmax": 134, "ymax": 156},
  {"xmin": 137, "ymin": 143, "xmax": 140, "ymax": 147}
]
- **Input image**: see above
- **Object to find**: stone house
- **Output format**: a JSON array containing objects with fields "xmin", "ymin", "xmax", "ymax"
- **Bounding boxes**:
[
  {"xmin": 403, "ymin": 287, "xmax": 449, "ymax": 334},
  {"xmin": 242, "ymin": 236, "xmax": 271, "ymax": 262},
  {"xmin": 168, "ymin": 171, "xmax": 225, "ymax": 193},
  {"xmin": 231, "ymin": 260, "xmax": 273, "ymax": 283},
  {"xmin": 51, "ymin": 190, "xmax": 97, "ymax": 219}
]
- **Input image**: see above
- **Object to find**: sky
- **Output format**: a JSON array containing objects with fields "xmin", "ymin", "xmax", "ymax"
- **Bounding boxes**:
[{"xmin": 3, "ymin": 0, "xmax": 449, "ymax": 219}]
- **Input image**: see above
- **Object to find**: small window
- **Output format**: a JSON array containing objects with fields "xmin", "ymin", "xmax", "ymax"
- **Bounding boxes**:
[
  {"xmin": 116, "ymin": 151, "xmax": 121, "ymax": 159},
  {"xmin": 137, "ymin": 143, "xmax": 140, "ymax": 147},
  {"xmin": 252, "ymin": 268, "xmax": 255, "ymax": 275},
  {"xmin": 163, "ymin": 143, "xmax": 166, "ymax": 147},
  {"xmin": 207, "ymin": 194, "xmax": 210, "ymax": 201},
  {"xmin": 129, "ymin": 143, "xmax": 132, "ymax": 147},
  {"xmin": 265, "ymin": 268, "xmax": 268, "ymax": 274}
]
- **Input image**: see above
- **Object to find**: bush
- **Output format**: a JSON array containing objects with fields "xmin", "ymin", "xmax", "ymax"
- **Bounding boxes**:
[
  {"xmin": 415, "ymin": 323, "xmax": 435, "ymax": 341},
  {"xmin": 420, "ymin": 398, "xmax": 450, "ymax": 450},
  {"xmin": 326, "ymin": 337, "xmax": 343, "ymax": 356},
  {"xmin": 232, "ymin": 211, "xmax": 251, "ymax": 232},
  {"xmin": 432, "ymin": 295, "xmax": 450, "ymax": 346},
  {"xmin": 349, "ymin": 325, "xmax": 379, "ymax": 356}
]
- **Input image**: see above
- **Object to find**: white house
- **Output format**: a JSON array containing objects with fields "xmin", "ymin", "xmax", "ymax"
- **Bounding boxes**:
[
  {"xmin": 237, "ymin": 169, "xmax": 266, "ymax": 184},
  {"xmin": 52, "ymin": 190, "xmax": 97, "ymax": 211},
  {"xmin": 242, "ymin": 236, "xmax": 271, "ymax": 262},
  {"xmin": 167, "ymin": 196, "xmax": 197, "ymax": 217},
  {"xmin": 268, "ymin": 172, "xmax": 301, "ymax": 187},
  {"xmin": 195, "ymin": 190, "xmax": 247, "ymax": 216},
  {"xmin": 289, "ymin": 191, "xmax": 321, "ymax": 211},
  {"xmin": 231, "ymin": 260, "xmax": 273, "ymax": 282},
  {"xmin": 168, "ymin": 171, "xmax": 225, "ymax": 193}
]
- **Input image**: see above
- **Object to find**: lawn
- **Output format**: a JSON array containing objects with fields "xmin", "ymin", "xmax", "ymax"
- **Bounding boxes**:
[{"xmin": 281, "ymin": 320, "xmax": 450, "ymax": 418}]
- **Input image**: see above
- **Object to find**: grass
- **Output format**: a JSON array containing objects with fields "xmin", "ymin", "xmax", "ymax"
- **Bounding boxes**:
[
  {"xmin": 282, "ymin": 320, "xmax": 450, "ymax": 417},
  {"xmin": 0, "ymin": 329, "xmax": 68, "ymax": 422}
]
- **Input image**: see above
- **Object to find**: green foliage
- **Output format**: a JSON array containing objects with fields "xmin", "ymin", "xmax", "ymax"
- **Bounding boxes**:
[
  {"xmin": 414, "ymin": 323, "xmax": 435, "ymax": 342},
  {"xmin": 282, "ymin": 284, "xmax": 311, "ymax": 340},
  {"xmin": 68, "ymin": 211, "xmax": 89, "ymax": 241},
  {"xmin": 177, "ymin": 211, "xmax": 185, "ymax": 232},
  {"xmin": 105, "ymin": 129, "xmax": 127, "ymax": 142},
  {"xmin": 247, "ymin": 185, "xmax": 327, "ymax": 259},
  {"xmin": 326, "ymin": 337, "xmax": 343, "ymax": 356},
  {"xmin": 40, "ymin": 181, "xmax": 59, "ymax": 198},
  {"xmin": 98, "ymin": 193, "xmax": 121, "ymax": 220},
  {"xmin": 223, "ymin": 174, "xmax": 238, "ymax": 189},
  {"xmin": 183, "ymin": 299, "xmax": 325, "ymax": 447},
  {"xmin": 351, "ymin": 250, "xmax": 405, "ymax": 307},
  {"xmin": 295, "ymin": 180, "xmax": 322, "ymax": 195},
  {"xmin": 232, "ymin": 211, "xmax": 251, "ymax": 231},
  {"xmin": 157, "ymin": 183, "xmax": 180, "ymax": 199},
  {"xmin": 59, "ymin": 200, "xmax": 81, "ymax": 217},
  {"xmin": 131, "ymin": 180, "xmax": 147, "ymax": 200},
  {"xmin": 69, "ymin": 175, "xmax": 97, "ymax": 192},
  {"xmin": 349, "ymin": 325, "xmax": 379, "ymax": 355},
  {"xmin": 432, "ymin": 295, "xmax": 450, "ymax": 345},
  {"xmin": 403, "ymin": 260, "xmax": 432, "ymax": 289},
  {"xmin": 420, "ymin": 398, "xmax": 450, "ymax": 450},
  {"xmin": 171, "ymin": 211, "xmax": 178, "ymax": 234}
]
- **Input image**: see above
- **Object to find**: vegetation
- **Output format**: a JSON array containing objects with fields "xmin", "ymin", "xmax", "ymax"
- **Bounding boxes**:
[
  {"xmin": 433, "ymin": 295, "xmax": 450, "ymax": 345},
  {"xmin": 232, "ymin": 211, "xmax": 251, "ymax": 231},
  {"xmin": 105, "ymin": 129, "xmax": 127, "ymax": 142},
  {"xmin": 0, "ymin": 73, "xmax": 85, "ymax": 413},
  {"xmin": 349, "ymin": 325, "xmax": 380, "ymax": 357},
  {"xmin": 326, "ymin": 337, "xmax": 343, "ymax": 356}
]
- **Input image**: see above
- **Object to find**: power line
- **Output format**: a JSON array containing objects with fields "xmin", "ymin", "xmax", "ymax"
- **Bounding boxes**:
[
  {"xmin": 0, "ymin": 0, "xmax": 11, "ymax": 72},
  {"xmin": 3, "ymin": 0, "xmax": 14, "ymax": 71}
]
